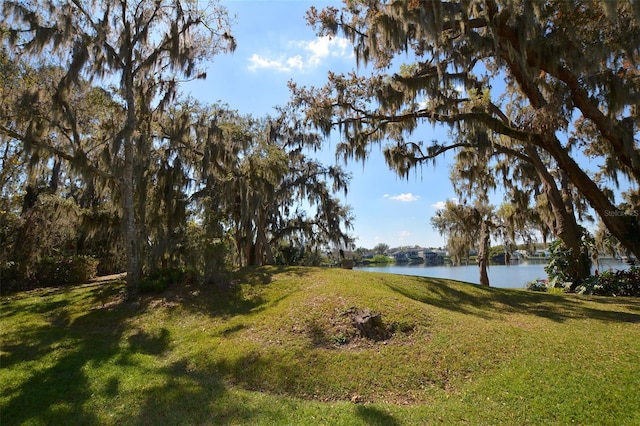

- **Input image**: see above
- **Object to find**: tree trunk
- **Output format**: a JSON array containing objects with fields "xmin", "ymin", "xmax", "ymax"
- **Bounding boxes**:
[
  {"xmin": 558, "ymin": 169, "xmax": 592, "ymax": 283},
  {"xmin": 122, "ymin": 29, "xmax": 141, "ymax": 300},
  {"xmin": 526, "ymin": 145, "xmax": 592, "ymax": 282},
  {"xmin": 255, "ymin": 216, "xmax": 274, "ymax": 265},
  {"xmin": 204, "ymin": 215, "xmax": 226, "ymax": 288},
  {"xmin": 135, "ymin": 122, "xmax": 150, "ymax": 274},
  {"xmin": 122, "ymin": 136, "xmax": 141, "ymax": 299},
  {"xmin": 500, "ymin": 43, "xmax": 640, "ymax": 261},
  {"xmin": 477, "ymin": 219, "xmax": 491, "ymax": 286},
  {"xmin": 48, "ymin": 158, "xmax": 61, "ymax": 193},
  {"xmin": 541, "ymin": 138, "xmax": 640, "ymax": 262}
]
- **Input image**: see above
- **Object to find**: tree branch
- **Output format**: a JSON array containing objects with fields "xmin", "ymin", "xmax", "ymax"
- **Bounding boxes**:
[{"xmin": 0, "ymin": 124, "xmax": 115, "ymax": 183}]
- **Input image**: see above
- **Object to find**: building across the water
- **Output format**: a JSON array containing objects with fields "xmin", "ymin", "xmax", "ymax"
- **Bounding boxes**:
[{"xmin": 391, "ymin": 248, "xmax": 445, "ymax": 265}]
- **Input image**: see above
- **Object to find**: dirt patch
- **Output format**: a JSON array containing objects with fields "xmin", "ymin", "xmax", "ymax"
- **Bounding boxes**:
[{"xmin": 90, "ymin": 272, "xmax": 127, "ymax": 283}]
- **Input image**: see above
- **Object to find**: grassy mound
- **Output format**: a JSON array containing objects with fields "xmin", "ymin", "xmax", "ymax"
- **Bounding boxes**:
[{"xmin": 2, "ymin": 266, "xmax": 639, "ymax": 425}]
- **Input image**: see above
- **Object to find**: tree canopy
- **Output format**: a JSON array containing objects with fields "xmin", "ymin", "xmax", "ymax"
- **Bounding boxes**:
[
  {"xmin": 0, "ymin": 1, "xmax": 353, "ymax": 296},
  {"xmin": 292, "ymin": 0, "xmax": 640, "ymax": 269}
]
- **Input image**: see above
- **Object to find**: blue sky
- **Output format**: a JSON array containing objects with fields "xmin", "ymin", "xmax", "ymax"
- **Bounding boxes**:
[{"xmin": 183, "ymin": 1, "xmax": 484, "ymax": 249}]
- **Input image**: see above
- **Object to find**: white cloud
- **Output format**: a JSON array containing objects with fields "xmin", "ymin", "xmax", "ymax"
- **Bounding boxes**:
[
  {"xmin": 397, "ymin": 230, "xmax": 411, "ymax": 240},
  {"xmin": 286, "ymin": 55, "xmax": 304, "ymax": 70},
  {"xmin": 389, "ymin": 193, "xmax": 420, "ymax": 202},
  {"xmin": 248, "ymin": 53, "xmax": 302, "ymax": 72},
  {"xmin": 248, "ymin": 35, "xmax": 352, "ymax": 72},
  {"xmin": 431, "ymin": 198, "xmax": 459, "ymax": 209},
  {"xmin": 298, "ymin": 36, "xmax": 351, "ymax": 67}
]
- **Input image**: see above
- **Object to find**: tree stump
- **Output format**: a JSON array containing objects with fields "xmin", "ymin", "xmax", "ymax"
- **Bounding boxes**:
[{"xmin": 350, "ymin": 308, "xmax": 388, "ymax": 340}]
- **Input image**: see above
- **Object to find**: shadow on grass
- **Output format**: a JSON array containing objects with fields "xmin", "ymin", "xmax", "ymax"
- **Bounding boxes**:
[
  {"xmin": 1, "ymin": 268, "xmax": 317, "ymax": 425},
  {"xmin": 0, "ymin": 283, "xmax": 222, "ymax": 425},
  {"xmin": 355, "ymin": 405, "xmax": 400, "ymax": 426},
  {"xmin": 380, "ymin": 276, "xmax": 640, "ymax": 324},
  {"xmin": 1, "ymin": 302, "xmax": 131, "ymax": 425},
  {"xmin": 2, "ymin": 341, "xmax": 102, "ymax": 425},
  {"xmin": 229, "ymin": 264, "xmax": 315, "ymax": 286},
  {"xmin": 128, "ymin": 328, "xmax": 171, "ymax": 355},
  {"xmin": 130, "ymin": 359, "xmax": 231, "ymax": 425},
  {"xmin": 0, "ymin": 283, "xmax": 124, "ymax": 369},
  {"xmin": 140, "ymin": 265, "xmax": 317, "ymax": 320},
  {"xmin": 1, "ymin": 286, "xmax": 274, "ymax": 425}
]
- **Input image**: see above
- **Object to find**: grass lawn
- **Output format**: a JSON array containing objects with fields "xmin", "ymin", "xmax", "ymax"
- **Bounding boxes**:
[{"xmin": 1, "ymin": 266, "xmax": 639, "ymax": 425}]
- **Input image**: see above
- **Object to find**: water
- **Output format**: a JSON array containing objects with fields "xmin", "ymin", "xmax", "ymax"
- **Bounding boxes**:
[{"xmin": 353, "ymin": 258, "xmax": 630, "ymax": 289}]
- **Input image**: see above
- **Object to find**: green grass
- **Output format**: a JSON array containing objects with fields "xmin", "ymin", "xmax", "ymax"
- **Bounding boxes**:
[{"xmin": 2, "ymin": 266, "xmax": 639, "ymax": 425}]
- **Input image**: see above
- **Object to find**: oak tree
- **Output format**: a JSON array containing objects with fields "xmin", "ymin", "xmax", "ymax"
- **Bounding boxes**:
[
  {"xmin": 3, "ymin": 0, "xmax": 235, "ymax": 298},
  {"xmin": 294, "ymin": 0, "xmax": 640, "ymax": 264}
]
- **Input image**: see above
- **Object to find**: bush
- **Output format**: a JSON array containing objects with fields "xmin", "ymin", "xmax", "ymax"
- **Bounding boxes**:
[
  {"xmin": 0, "ymin": 262, "xmax": 22, "ymax": 294},
  {"xmin": 140, "ymin": 267, "xmax": 190, "ymax": 293},
  {"xmin": 544, "ymin": 233, "xmax": 593, "ymax": 289},
  {"xmin": 576, "ymin": 267, "xmax": 640, "ymax": 297},
  {"xmin": 278, "ymin": 245, "xmax": 304, "ymax": 265},
  {"xmin": 370, "ymin": 254, "xmax": 392, "ymax": 264},
  {"xmin": 544, "ymin": 240, "xmax": 571, "ymax": 283},
  {"xmin": 68, "ymin": 255, "xmax": 99, "ymax": 283},
  {"xmin": 528, "ymin": 267, "xmax": 640, "ymax": 297},
  {"xmin": 301, "ymin": 250, "xmax": 328, "ymax": 267},
  {"xmin": 526, "ymin": 278, "xmax": 566, "ymax": 292},
  {"xmin": 526, "ymin": 279, "xmax": 548, "ymax": 292},
  {"xmin": 34, "ymin": 255, "xmax": 99, "ymax": 287},
  {"xmin": 526, "ymin": 276, "xmax": 573, "ymax": 293}
]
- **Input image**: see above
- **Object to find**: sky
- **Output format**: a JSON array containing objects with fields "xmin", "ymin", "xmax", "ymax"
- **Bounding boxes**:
[{"xmin": 184, "ymin": 0, "xmax": 463, "ymax": 250}]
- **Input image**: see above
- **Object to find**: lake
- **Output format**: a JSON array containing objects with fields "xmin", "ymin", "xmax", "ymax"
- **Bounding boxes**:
[{"xmin": 353, "ymin": 258, "xmax": 630, "ymax": 289}]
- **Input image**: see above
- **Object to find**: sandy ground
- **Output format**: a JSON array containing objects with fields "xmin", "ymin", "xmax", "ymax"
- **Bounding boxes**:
[{"xmin": 90, "ymin": 272, "xmax": 127, "ymax": 282}]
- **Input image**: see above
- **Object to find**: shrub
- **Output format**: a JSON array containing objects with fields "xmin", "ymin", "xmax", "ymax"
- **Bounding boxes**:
[
  {"xmin": 0, "ymin": 262, "xmax": 22, "ymax": 294},
  {"xmin": 544, "ymin": 240, "xmax": 572, "ymax": 283},
  {"xmin": 278, "ymin": 245, "xmax": 304, "ymax": 265},
  {"xmin": 576, "ymin": 267, "xmax": 640, "ymax": 297},
  {"xmin": 140, "ymin": 267, "xmax": 190, "ymax": 293},
  {"xmin": 370, "ymin": 254, "xmax": 392, "ymax": 264},
  {"xmin": 301, "ymin": 250, "xmax": 328, "ymax": 267},
  {"xmin": 68, "ymin": 255, "xmax": 99, "ymax": 283},
  {"xmin": 34, "ymin": 255, "xmax": 99, "ymax": 287},
  {"xmin": 526, "ymin": 278, "xmax": 549, "ymax": 292},
  {"xmin": 544, "ymin": 233, "xmax": 593, "ymax": 289},
  {"xmin": 526, "ymin": 276, "xmax": 573, "ymax": 293},
  {"xmin": 34, "ymin": 257, "xmax": 69, "ymax": 287},
  {"xmin": 530, "ymin": 267, "xmax": 640, "ymax": 297}
]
